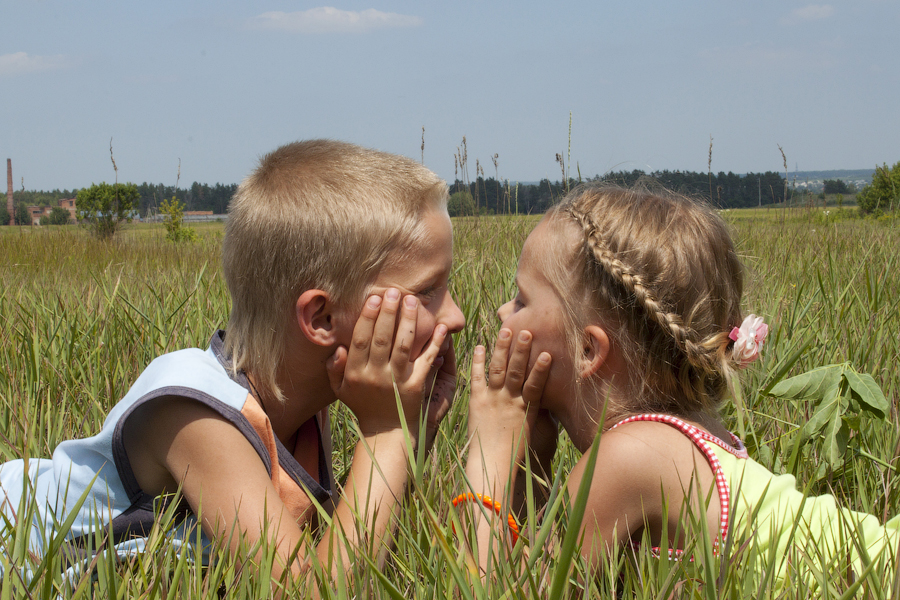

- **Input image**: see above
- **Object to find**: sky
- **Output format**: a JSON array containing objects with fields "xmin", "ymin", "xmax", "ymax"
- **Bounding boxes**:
[{"xmin": 1, "ymin": 1, "xmax": 898, "ymax": 192}]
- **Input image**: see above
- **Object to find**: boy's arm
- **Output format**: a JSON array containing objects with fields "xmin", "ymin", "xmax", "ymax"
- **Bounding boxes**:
[
  {"xmin": 317, "ymin": 407, "xmax": 336, "ymax": 516},
  {"xmin": 130, "ymin": 292, "xmax": 448, "ymax": 590},
  {"xmin": 324, "ymin": 290, "xmax": 450, "ymax": 568},
  {"xmin": 421, "ymin": 337, "xmax": 457, "ymax": 452}
]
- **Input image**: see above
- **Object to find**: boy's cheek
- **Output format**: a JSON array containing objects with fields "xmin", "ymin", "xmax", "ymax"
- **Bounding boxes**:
[{"xmin": 332, "ymin": 307, "xmax": 363, "ymax": 347}]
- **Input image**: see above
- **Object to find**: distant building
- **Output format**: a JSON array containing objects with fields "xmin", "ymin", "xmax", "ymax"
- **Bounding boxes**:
[
  {"xmin": 26, "ymin": 198, "xmax": 77, "ymax": 225},
  {"xmin": 59, "ymin": 198, "xmax": 76, "ymax": 221},
  {"xmin": 26, "ymin": 206, "xmax": 45, "ymax": 225}
]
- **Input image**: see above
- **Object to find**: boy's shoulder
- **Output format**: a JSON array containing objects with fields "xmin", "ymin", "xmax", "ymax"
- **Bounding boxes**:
[{"xmin": 102, "ymin": 335, "xmax": 251, "ymax": 429}]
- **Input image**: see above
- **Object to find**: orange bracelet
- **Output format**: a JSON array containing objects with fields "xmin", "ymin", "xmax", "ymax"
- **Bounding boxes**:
[{"xmin": 451, "ymin": 493, "xmax": 519, "ymax": 544}]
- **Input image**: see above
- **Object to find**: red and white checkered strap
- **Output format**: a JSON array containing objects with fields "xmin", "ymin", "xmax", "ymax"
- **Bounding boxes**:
[{"xmin": 611, "ymin": 413, "xmax": 746, "ymax": 552}]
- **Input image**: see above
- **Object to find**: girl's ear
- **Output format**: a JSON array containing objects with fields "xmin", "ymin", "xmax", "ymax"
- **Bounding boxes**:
[
  {"xmin": 295, "ymin": 289, "xmax": 340, "ymax": 347},
  {"xmin": 579, "ymin": 324, "xmax": 611, "ymax": 379}
]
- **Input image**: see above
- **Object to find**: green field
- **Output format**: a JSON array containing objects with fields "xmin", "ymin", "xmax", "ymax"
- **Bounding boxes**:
[{"xmin": 1, "ymin": 209, "xmax": 898, "ymax": 597}]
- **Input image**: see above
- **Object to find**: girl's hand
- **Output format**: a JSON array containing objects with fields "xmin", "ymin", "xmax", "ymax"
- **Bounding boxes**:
[
  {"xmin": 511, "ymin": 408, "xmax": 558, "ymax": 518},
  {"xmin": 468, "ymin": 329, "xmax": 551, "ymax": 468},
  {"xmin": 528, "ymin": 409, "xmax": 559, "ymax": 474},
  {"xmin": 327, "ymin": 289, "xmax": 448, "ymax": 439}
]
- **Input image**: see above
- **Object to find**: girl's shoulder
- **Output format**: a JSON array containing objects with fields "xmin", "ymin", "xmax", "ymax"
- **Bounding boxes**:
[
  {"xmin": 570, "ymin": 416, "xmax": 709, "ymax": 500},
  {"xmin": 609, "ymin": 413, "xmax": 746, "ymax": 457},
  {"xmin": 596, "ymin": 413, "xmax": 732, "ymax": 501},
  {"xmin": 606, "ymin": 414, "xmax": 701, "ymax": 450},
  {"xmin": 601, "ymin": 416, "xmax": 707, "ymax": 472},
  {"xmin": 570, "ymin": 414, "xmax": 723, "ymax": 550}
]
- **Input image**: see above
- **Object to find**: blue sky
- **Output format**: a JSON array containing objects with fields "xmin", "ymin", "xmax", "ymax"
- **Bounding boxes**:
[{"xmin": 2, "ymin": 1, "xmax": 897, "ymax": 191}]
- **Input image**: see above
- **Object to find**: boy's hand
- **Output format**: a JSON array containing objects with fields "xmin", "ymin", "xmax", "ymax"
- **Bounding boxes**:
[
  {"xmin": 467, "ymin": 329, "xmax": 551, "ymax": 470},
  {"xmin": 327, "ymin": 289, "xmax": 448, "ymax": 439},
  {"xmin": 422, "ymin": 337, "xmax": 457, "ymax": 452}
]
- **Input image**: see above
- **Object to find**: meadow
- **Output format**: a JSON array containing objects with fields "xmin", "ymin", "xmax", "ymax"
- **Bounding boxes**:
[{"xmin": 0, "ymin": 207, "xmax": 898, "ymax": 598}]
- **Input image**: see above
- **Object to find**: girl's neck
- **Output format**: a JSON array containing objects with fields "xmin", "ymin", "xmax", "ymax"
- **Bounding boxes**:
[
  {"xmin": 551, "ymin": 382, "xmax": 620, "ymax": 453},
  {"xmin": 679, "ymin": 409, "xmax": 731, "ymax": 441},
  {"xmin": 553, "ymin": 379, "xmax": 730, "ymax": 453}
]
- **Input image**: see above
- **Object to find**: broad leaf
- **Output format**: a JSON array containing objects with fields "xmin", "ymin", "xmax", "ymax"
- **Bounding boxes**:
[
  {"xmin": 798, "ymin": 377, "xmax": 842, "ymax": 441},
  {"xmin": 768, "ymin": 364, "xmax": 844, "ymax": 401},
  {"xmin": 844, "ymin": 369, "xmax": 889, "ymax": 418},
  {"xmin": 822, "ymin": 408, "xmax": 849, "ymax": 468}
]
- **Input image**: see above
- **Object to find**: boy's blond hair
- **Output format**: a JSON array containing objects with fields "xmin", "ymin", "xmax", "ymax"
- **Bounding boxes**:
[{"xmin": 222, "ymin": 139, "xmax": 448, "ymax": 402}]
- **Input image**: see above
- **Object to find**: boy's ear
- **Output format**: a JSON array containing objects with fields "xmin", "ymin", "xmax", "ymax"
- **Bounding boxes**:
[
  {"xmin": 579, "ymin": 324, "xmax": 610, "ymax": 379},
  {"xmin": 296, "ymin": 289, "xmax": 340, "ymax": 347}
]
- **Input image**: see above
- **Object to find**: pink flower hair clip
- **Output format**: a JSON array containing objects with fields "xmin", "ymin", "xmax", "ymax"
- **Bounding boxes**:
[{"xmin": 729, "ymin": 314, "xmax": 769, "ymax": 367}]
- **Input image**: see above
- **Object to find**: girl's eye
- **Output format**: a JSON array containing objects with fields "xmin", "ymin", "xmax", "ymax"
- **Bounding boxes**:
[
  {"xmin": 513, "ymin": 296, "xmax": 524, "ymax": 309},
  {"xmin": 418, "ymin": 286, "xmax": 438, "ymax": 301}
]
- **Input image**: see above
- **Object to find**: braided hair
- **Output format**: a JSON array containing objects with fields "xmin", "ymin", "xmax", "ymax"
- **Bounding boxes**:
[{"xmin": 543, "ymin": 184, "xmax": 745, "ymax": 418}]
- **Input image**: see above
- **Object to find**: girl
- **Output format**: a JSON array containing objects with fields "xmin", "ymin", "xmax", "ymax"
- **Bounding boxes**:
[{"xmin": 462, "ymin": 184, "xmax": 898, "ymax": 583}]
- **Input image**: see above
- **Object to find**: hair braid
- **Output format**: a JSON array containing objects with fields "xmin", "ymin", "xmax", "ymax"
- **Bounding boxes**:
[
  {"xmin": 567, "ymin": 206, "xmax": 719, "ymax": 375},
  {"xmin": 548, "ymin": 186, "xmax": 744, "ymax": 416}
]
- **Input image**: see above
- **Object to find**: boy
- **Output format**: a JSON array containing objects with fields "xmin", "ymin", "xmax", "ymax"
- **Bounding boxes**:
[{"xmin": 0, "ymin": 139, "xmax": 465, "ymax": 582}]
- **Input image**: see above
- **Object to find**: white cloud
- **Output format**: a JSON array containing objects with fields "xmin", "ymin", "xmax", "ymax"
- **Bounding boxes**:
[
  {"xmin": 781, "ymin": 5, "xmax": 834, "ymax": 25},
  {"xmin": 251, "ymin": 7, "xmax": 422, "ymax": 33},
  {"xmin": 0, "ymin": 52, "xmax": 70, "ymax": 77}
]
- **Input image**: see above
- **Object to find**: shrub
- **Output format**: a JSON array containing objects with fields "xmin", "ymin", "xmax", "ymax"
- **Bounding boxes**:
[
  {"xmin": 77, "ymin": 182, "xmax": 139, "ymax": 239},
  {"xmin": 40, "ymin": 206, "xmax": 72, "ymax": 225},
  {"xmin": 160, "ymin": 196, "xmax": 198, "ymax": 242},
  {"xmin": 448, "ymin": 190, "xmax": 475, "ymax": 217},
  {"xmin": 14, "ymin": 202, "xmax": 31, "ymax": 225},
  {"xmin": 857, "ymin": 162, "xmax": 900, "ymax": 215}
]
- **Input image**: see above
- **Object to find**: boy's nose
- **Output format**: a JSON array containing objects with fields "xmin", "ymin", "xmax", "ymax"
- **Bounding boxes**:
[
  {"xmin": 497, "ymin": 300, "xmax": 513, "ymax": 322},
  {"xmin": 441, "ymin": 293, "xmax": 466, "ymax": 333}
]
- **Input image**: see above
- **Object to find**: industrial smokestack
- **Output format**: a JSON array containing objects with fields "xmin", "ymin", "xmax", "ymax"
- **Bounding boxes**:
[{"xmin": 6, "ymin": 159, "xmax": 12, "ymax": 226}]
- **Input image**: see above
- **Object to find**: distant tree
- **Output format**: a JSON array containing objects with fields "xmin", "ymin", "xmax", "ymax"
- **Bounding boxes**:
[
  {"xmin": 14, "ymin": 202, "xmax": 31, "ymax": 225},
  {"xmin": 41, "ymin": 206, "xmax": 72, "ymax": 225},
  {"xmin": 856, "ymin": 162, "xmax": 900, "ymax": 215},
  {"xmin": 447, "ymin": 191, "xmax": 475, "ymax": 217},
  {"xmin": 823, "ymin": 179, "xmax": 850, "ymax": 195},
  {"xmin": 77, "ymin": 182, "xmax": 139, "ymax": 239},
  {"xmin": 0, "ymin": 205, "xmax": 8, "ymax": 226}
]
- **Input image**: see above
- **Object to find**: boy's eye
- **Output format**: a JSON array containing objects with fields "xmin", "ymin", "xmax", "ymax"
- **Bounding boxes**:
[{"xmin": 418, "ymin": 286, "xmax": 438, "ymax": 301}]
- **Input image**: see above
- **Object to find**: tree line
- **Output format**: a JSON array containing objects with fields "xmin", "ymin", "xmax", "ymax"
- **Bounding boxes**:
[
  {"xmin": 5, "ymin": 182, "xmax": 239, "ymax": 219},
  {"xmin": 131, "ymin": 182, "xmax": 238, "ymax": 216},
  {"xmin": 9, "ymin": 164, "xmax": 899, "ymax": 224},
  {"xmin": 448, "ymin": 169, "xmax": 789, "ymax": 216}
]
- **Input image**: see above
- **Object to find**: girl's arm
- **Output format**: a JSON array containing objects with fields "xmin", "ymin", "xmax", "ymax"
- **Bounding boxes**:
[
  {"xmin": 511, "ymin": 408, "xmax": 557, "ymax": 519},
  {"xmin": 463, "ymin": 329, "xmax": 551, "ymax": 573}
]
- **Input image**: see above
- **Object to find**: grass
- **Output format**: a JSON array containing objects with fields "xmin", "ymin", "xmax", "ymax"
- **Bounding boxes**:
[{"xmin": 0, "ymin": 208, "xmax": 898, "ymax": 598}]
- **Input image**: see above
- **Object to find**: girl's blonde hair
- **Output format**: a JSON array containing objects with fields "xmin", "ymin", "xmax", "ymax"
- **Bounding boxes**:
[
  {"xmin": 543, "ymin": 183, "xmax": 745, "ymax": 420},
  {"xmin": 222, "ymin": 139, "xmax": 447, "ymax": 402}
]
